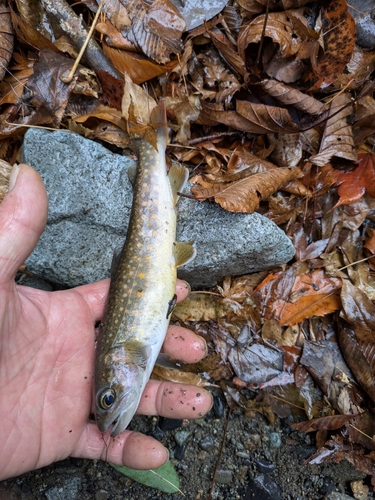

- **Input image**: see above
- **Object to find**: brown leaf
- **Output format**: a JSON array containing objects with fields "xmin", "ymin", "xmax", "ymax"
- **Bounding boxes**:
[
  {"xmin": 238, "ymin": 11, "xmax": 301, "ymax": 61},
  {"xmin": 26, "ymin": 49, "xmax": 78, "ymax": 127},
  {"xmin": 309, "ymin": 0, "xmax": 356, "ymax": 90},
  {"xmin": 100, "ymin": 0, "xmax": 185, "ymax": 63},
  {"xmin": 208, "ymin": 28, "xmax": 245, "ymax": 77},
  {"xmin": 292, "ymin": 414, "xmax": 354, "ymax": 433},
  {"xmin": 0, "ymin": 2, "xmax": 14, "ymax": 82},
  {"xmin": 259, "ymin": 79, "xmax": 325, "ymax": 115},
  {"xmin": 340, "ymin": 280, "xmax": 375, "ymax": 342},
  {"xmin": 338, "ymin": 319, "xmax": 375, "ymax": 401},
  {"xmin": 10, "ymin": 6, "xmax": 57, "ymax": 53},
  {"xmin": 103, "ymin": 43, "xmax": 178, "ymax": 84},
  {"xmin": 309, "ymin": 93, "xmax": 356, "ymax": 167},
  {"xmin": 236, "ymin": 100, "xmax": 301, "ymax": 134},
  {"xmin": 191, "ymin": 166, "xmax": 302, "ymax": 213}
]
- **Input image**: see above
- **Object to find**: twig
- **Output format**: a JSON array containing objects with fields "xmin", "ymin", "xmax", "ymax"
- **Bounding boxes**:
[
  {"xmin": 61, "ymin": 0, "xmax": 105, "ymax": 83},
  {"xmin": 207, "ymin": 407, "xmax": 232, "ymax": 500},
  {"xmin": 40, "ymin": 0, "xmax": 121, "ymax": 79}
]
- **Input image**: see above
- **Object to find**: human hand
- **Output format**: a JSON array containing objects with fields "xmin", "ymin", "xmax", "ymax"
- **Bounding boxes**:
[{"xmin": 0, "ymin": 164, "xmax": 212, "ymax": 480}]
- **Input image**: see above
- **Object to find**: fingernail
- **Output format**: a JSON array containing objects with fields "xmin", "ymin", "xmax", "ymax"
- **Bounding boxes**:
[
  {"xmin": 162, "ymin": 447, "xmax": 170, "ymax": 466},
  {"xmin": 181, "ymin": 280, "xmax": 191, "ymax": 295},
  {"xmin": 200, "ymin": 337, "xmax": 208, "ymax": 357},
  {"xmin": 8, "ymin": 164, "xmax": 21, "ymax": 192}
]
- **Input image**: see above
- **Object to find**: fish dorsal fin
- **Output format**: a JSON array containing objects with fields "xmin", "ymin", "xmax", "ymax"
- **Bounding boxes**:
[
  {"xmin": 173, "ymin": 241, "xmax": 196, "ymax": 268},
  {"xmin": 127, "ymin": 164, "xmax": 137, "ymax": 187},
  {"xmin": 125, "ymin": 340, "xmax": 151, "ymax": 368},
  {"xmin": 168, "ymin": 162, "xmax": 189, "ymax": 205}
]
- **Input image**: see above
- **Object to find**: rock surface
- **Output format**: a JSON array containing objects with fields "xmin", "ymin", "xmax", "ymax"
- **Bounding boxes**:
[{"xmin": 21, "ymin": 129, "xmax": 295, "ymax": 289}]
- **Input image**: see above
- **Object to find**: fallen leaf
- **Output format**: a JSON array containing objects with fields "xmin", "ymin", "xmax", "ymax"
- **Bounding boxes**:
[
  {"xmin": 292, "ymin": 414, "xmax": 354, "ymax": 432},
  {"xmin": 309, "ymin": 93, "xmax": 356, "ymax": 167},
  {"xmin": 333, "ymin": 152, "xmax": 375, "ymax": 208},
  {"xmin": 191, "ymin": 166, "xmax": 302, "ymax": 213},
  {"xmin": 340, "ymin": 280, "xmax": 375, "ymax": 343},
  {"xmin": 309, "ymin": 0, "xmax": 356, "ymax": 90},
  {"xmin": 255, "ymin": 267, "xmax": 342, "ymax": 326},
  {"xmin": 110, "ymin": 461, "xmax": 181, "ymax": 494}
]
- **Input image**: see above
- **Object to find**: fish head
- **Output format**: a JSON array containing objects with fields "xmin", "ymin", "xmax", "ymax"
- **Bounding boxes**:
[{"xmin": 95, "ymin": 343, "xmax": 147, "ymax": 436}]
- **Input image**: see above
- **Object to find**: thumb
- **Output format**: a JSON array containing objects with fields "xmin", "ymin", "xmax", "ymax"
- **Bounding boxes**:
[{"xmin": 0, "ymin": 164, "xmax": 48, "ymax": 283}]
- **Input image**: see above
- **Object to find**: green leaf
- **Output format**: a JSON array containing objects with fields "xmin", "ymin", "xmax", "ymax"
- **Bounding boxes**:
[{"xmin": 110, "ymin": 460, "xmax": 183, "ymax": 495}]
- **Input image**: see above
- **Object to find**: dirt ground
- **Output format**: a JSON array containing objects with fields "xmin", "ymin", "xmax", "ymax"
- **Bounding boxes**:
[{"xmin": 0, "ymin": 393, "xmax": 369, "ymax": 500}]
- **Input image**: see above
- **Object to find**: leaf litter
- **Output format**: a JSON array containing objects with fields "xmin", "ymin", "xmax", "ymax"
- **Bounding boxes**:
[{"xmin": 3, "ymin": 0, "xmax": 375, "ymax": 496}]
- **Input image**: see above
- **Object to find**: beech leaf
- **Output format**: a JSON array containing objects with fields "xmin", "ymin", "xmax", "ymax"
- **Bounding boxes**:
[
  {"xmin": 191, "ymin": 166, "xmax": 302, "ymax": 213},
  {"xmin": 292, "ymin": 414, "xmax": 354, "ymax": 433}
]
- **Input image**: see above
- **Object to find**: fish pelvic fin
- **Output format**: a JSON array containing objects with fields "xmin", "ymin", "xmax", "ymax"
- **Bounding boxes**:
[
  {"xmin": 168, "ymin": 162, "xmax": 189, "ymax": 204},
  {"xmin": 173, "ymin": 241, "xmax": 196, "ymax": 268}
]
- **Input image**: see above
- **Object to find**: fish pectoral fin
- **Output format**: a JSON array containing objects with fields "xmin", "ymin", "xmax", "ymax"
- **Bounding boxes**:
[
  {"xmin": 156, "ymin": 353, "xmax": 183, "ymax": 369},
  {"xmin": 127, "ymin": 164, "xmax": 137, "ymax": 187},
  {"xmin": 126, "ymin": 340, "xmax": 151, "ymax": 368},
  {"xmin": 173, "ymin": 241, "xmax": 196, "ymax": 268},
  {"xmin": 168, "ymin": 162, "xmax": 189, "ymax": 205}
]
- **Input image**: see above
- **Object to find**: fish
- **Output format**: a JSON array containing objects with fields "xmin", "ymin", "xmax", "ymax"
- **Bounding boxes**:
[{"xmin": 94, "ymin": 101, "xmax": 195, "ymax": 436}]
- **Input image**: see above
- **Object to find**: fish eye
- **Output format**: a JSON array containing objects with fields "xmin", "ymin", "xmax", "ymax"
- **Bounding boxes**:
[{"xmin": 99, "ymin": 388, "xmax": 116, "ymax": 410}]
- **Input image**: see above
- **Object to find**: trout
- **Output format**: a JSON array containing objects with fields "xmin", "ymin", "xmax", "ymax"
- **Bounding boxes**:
[{"xmin": 94, "ymin": 101, "xmax": 195, "ymax": 436}]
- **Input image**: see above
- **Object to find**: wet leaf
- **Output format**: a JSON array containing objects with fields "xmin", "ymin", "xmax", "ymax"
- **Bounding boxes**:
[
  {"xmin": 110, "ymin": 461, "xmax": 181, "ymax": 494},
  {"xmin": 309, "ymin": 93, "xmax": 356, "ymax": 167},
  {"xmin": 191, "ymin": 166, "xmax": 302, "ymax": 213},
  {"xmin": 340, "ymin": 280, "xmax": 375, "ymax": 342},
  {"xmin": 255, "ymin": 267, "xmax": 342, "ymax": 326},
  {"xmin": 309, "ymin": 0, "xmax": 356, "ymax": 90},
  {"xmin": 338, "ymin": 320, "xmax": 375, "ymax": 401},
  {"xmin": 0, "ymin": 2, "xmax": 14, "ymax": 83},
  {"xmin": 333, "ymin": 153, "xmax": 375, "ymax": 208},
  {"xmin": 238, "ymin": 11, "xmax": 301, "ymax": 61},
  {"xmin": 151, "ymin": 365, "xmax": 212, "ymax": 387},
  {"xmin": 292, "ymin": 414, "xmax": 354, "ymax": 433}
]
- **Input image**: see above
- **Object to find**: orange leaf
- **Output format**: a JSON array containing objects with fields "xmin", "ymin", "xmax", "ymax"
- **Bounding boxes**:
[
  {"xmin": 255, "ymin": 268, "xmax": 342, "ymax": 326},
  {"xmin": 333, "ymin": 153, "xmax": 375, "ymax": 208},
  {"xmin": 309, "ymin": 0, "xmax": 356, "ymax": 90}
]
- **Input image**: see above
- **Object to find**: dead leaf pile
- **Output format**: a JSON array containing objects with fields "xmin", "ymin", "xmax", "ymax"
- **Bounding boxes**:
[{"xmin": 2, "ymin": 0, "xmax": 375, "ymax": 492}]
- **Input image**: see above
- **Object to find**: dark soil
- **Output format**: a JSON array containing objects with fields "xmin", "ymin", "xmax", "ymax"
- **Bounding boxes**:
[{"xmin": 0, "ymin": 394, "xmax": 368, "ymax": 500}]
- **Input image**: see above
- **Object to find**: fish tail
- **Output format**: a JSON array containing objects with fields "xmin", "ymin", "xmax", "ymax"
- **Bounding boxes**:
[{"xmin": 150, "ymin": 101, "xmax": 168, "ymax": 151}]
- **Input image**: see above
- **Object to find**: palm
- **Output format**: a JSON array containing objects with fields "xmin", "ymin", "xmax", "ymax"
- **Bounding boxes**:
[
  {"xmin": 0, "ymin": 165, "xmax": 211, "ymax": 481},
  {"xmin": 0, "ymin": 282, "xmax": 100, "ymax": 478}
]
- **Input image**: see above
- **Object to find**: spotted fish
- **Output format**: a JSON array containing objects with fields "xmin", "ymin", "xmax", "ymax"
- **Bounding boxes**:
[{"xmin": 94, "ymin": 101, "xmax": 195, "ymax": 436}]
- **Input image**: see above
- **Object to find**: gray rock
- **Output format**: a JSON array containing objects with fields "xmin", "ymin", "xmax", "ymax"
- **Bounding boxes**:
[
  {"xmin": 199, "ymin": 435, "xmax": 215, "ymax": 451},
  {"xmin": 45, "ymin": 477, "xmax": 82, "ymax": 500},
  {"xmin": 22, "ymin": 129, "xmax": 295, "ymax": 289},
  {"xmin": 174, "ymin": 429, "xmax": 191, "ymax": 446},
  {"xmin": 348, "ymin": 0, "xmax": 375, "ymax": 49},
  {"xmin": 327, "ymin": 494, "xmax": 355, "ymax": 500},
  {"xmin": 214, "ymin": 469, "xmax": 233, "ymax": 485}
]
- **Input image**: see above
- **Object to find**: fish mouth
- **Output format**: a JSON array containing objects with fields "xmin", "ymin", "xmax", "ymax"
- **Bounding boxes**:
[{"xmin": 96, "ymin": 388, "xmax": 138, "ymax": 436}]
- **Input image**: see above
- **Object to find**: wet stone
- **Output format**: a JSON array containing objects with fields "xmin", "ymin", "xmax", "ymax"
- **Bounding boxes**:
[
  {"xmin": 158, "ymin": 417, "xmax": 183, "ymax": 432},
  {"xmin": 269, "ymin": 432, "xmax": 282, "ymax": 448},
  {"xmin": 215, "ymin": 470, "xmax": 233, "ymax": 485},
  {"xmin": 174, "ymin": 444, "xmax": 186, "ymax": 461},
  {"xmin": 199, "ymin": 435, "xmax": 215, "ymax": 451},
  {"xmin": 152, "ymin": 426, "xmax": 164, "ymax": 441},
  {"xmin": 255, "ymin": 458, "xmax": 275, "ymax": 474},
  {"xmin": 212, "ymin": 395, "xmax": 225, "ymax": 418},
  {"xmin": 246, "ymin": 474, "xmax": 282, "ymax": 500},
  {"xmin": 174, "ymin": 430, "xmax": 191, "ymax": 446}
]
